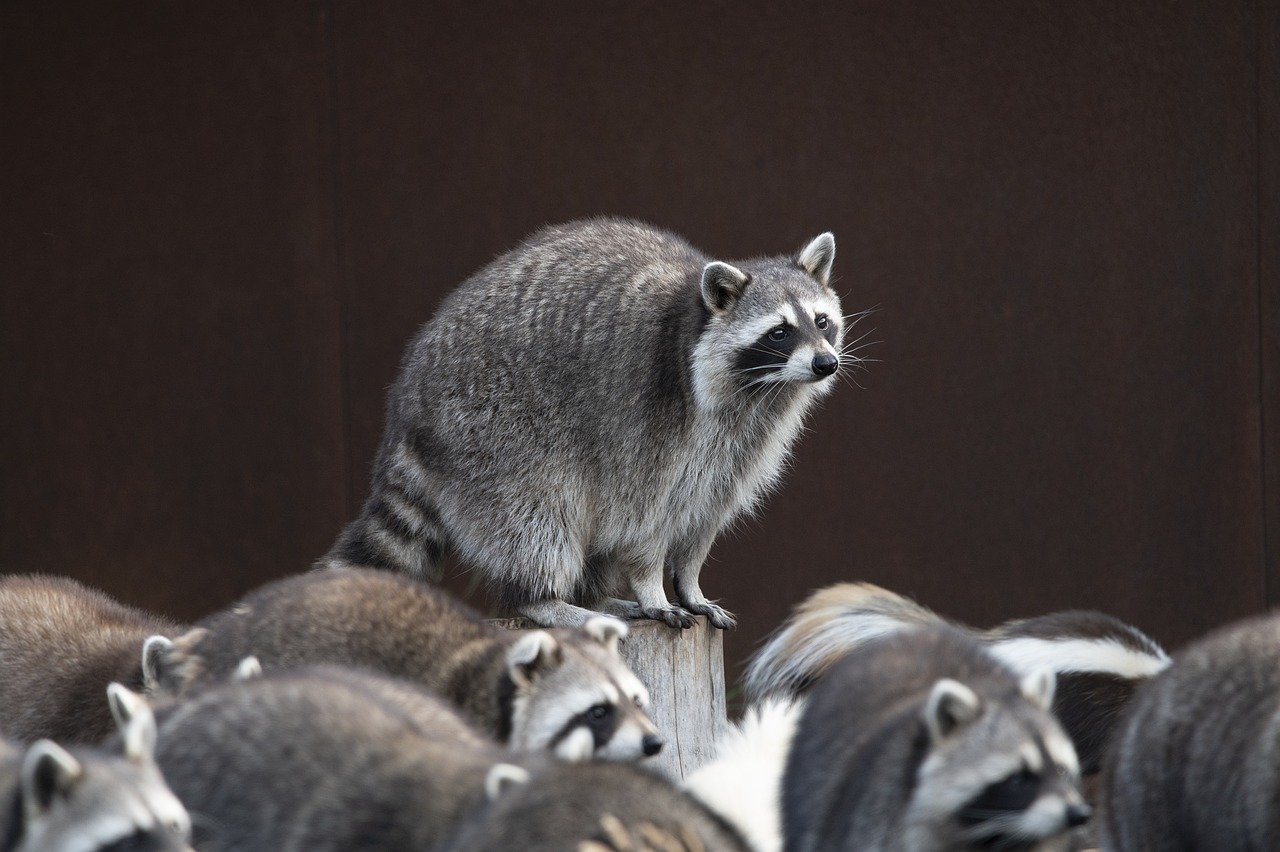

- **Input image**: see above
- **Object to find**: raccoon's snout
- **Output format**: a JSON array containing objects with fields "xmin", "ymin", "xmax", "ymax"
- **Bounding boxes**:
[
  {"xmin": 642, "ymin": 734, "xmax": 664, "ymax": 756},
  {"xmin": 811, "ymin": 353, "xmax": 838, "ymax": 377},
  {"xmin": 1065, "ymin": 803, "xmax": 1091, "ymax": 828}
]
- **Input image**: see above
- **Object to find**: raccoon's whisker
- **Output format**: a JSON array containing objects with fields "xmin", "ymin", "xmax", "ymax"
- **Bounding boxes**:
[
  {"xmin": 838, "ymin": 327, "xmax": 878, "ymax": 352},
  {"xmin": 840, "ymin": 340, "xmax": 883, "ymax": 356}
]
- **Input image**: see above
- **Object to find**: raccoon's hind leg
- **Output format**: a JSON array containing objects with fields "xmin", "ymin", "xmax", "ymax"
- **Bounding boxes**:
[
  {"xmin": 614, "ymin": 554, "xmax": 695, "ymax": 630},
  {"xmin": 668, "ymin": 532, "xmax": 737, "ymax": 630}
]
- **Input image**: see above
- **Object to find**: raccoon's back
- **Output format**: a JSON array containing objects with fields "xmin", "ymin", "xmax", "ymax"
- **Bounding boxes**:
[
  {"xmin": 0, "ymin": 575, "xmax": 183, "ymax": 742},
  {"xmin": 1103, "ymin": 613, "xmax": 1280, "ymax": 850},
  {"xmin": 155, "ymin": 667, "xmax": 499, "ymax": 850},
  {"xmin": 443, "ymin": 761, "xmax": 750, "ymax": 852},
  {"xmin": 392, "ymin": 219, "xmax": 708, "ymax": 449}
]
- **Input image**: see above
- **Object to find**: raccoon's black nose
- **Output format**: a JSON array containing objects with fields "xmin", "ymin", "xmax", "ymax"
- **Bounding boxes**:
[
  {"xmin": 1065, "ymin": 804, "xmax": 1091, "ymax": 828},
  {"xmin": 811, "ymin": 353, "xmax": 838, "ymax": 377},
  {"xmin": 642, "ymin": 734, "xmax": 664, "ymax": 756}
]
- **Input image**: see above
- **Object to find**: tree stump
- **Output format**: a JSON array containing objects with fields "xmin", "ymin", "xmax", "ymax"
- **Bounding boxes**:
[{"xmin": 491, "ymin": 616, "xmax": 727, "ymax": 779}]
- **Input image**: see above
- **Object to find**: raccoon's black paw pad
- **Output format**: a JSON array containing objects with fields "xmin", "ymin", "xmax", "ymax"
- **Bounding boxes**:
[
  {"xmin": 640, "ymin": 606, "xmax": 695, "ymax": 629},
  {"xmin": 682, "ymin": 601, "xmax": 737, "ymax": 629}
]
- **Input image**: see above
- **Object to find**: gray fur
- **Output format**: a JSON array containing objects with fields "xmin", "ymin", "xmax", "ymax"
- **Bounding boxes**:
[
  {"xmin": 442, "ymin": 761, "xmax": 751, "ymax": 852},
  {"xmin": 0, "ymin": 575, "xmax": 186, "ymax": 743},
  {"xmin": 783, "ymin": 626, "xmax": 1086, "ymax": 852},
  {"xmin": 0, "ymin": 688, "xmax": 192, "ymax": 852},
  {"xmin": 151, "ymin": 666, "xmax": 524, "ymax": 851},
  {"xmin": 322, "ymin": 218, "xmax": 847, "ymax": 629},
  {"xmin": 745, "ymin": 583, "xmax": 1167, "ymax": 779},
  {"xmin": 148, "ymin": 568, "xmax": 660, "ymax": 760},
  {"xmin": 1102, "ymin": 612, "xmax": 1280, "ymax": 850}
]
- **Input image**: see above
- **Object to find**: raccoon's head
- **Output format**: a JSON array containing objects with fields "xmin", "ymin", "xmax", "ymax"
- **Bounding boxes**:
[
  {"xmin": 693, "ymin": 233, "xmax": 848, "ymax": 408},
  {"xmin": 910, "ymin": 669, "xmax": 1089, "ymax": 850},
  {"xmin": 504, "ymin": 617, "xmax": 662, "ymax": 762},
  {"xmin": 4, "ymin": 685, "xmax": 192, "ymax": 852}
]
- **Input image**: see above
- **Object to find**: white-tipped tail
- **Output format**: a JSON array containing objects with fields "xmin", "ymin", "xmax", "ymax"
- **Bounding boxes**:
[
  {"xmin": 683, "ymin": 699, "xmax": 805, "ymax": 852},
  {"xmin": 743, "ymin": 583, "xmax": 947, "ymax": 703}
]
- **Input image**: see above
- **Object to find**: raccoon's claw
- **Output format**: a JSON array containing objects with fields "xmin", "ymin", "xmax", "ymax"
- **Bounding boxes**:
[
  {"xmin": 638, "ymin": 605, "xmax": 696, "ymax": 630},
  {"xmin": 681, "ymin": 600, "xmax": 737, "ymax": 630}
]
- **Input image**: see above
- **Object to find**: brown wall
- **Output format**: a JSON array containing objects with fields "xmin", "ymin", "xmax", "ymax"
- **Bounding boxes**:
[{"xmin": 2, "ymin": 1, "xmax": 1276, "ymax": 683}]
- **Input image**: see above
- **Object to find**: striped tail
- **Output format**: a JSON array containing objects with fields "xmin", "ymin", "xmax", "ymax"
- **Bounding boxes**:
[{"xmin": 743, "ymin": 583, "xmax": 950, "ymax": 703}]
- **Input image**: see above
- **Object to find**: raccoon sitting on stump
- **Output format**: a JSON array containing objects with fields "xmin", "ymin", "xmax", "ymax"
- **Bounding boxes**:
[{"xmin": 322, "ymin": 218, "xmax": 850, "ymax": 629}]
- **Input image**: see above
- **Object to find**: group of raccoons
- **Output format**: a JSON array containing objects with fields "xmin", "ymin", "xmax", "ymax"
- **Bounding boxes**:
[{"xmin": 0, "ymin": 219, "xmax": 1274, "ymax": 851}]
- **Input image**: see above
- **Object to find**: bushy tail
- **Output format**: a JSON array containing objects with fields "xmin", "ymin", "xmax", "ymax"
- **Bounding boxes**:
[
  {"xmin": 743, "ymin": 583, "xmax": 950, "ymax": 703},
  {"xmin": 683, "ymin": 699, "xmax": 805, "ymax": 852}
]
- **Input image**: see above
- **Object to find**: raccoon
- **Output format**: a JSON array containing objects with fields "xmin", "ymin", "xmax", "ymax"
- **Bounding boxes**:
[
  {"xmin": 442, "ymin": 761, "xmax": 752, "ymax": 852},
  {"xmin": 744, "ymin": 582, "xmax": 1168, "ymax": 776},
  {"xmin": 1101, "ymin": 612, "xmax": 1280, "ymax": 850},
  {"xmin": 151, "ymin": 665, "xmax": 532, "ymax": 851},
  {"xmin": 0, "ymin": 684, "xmax": 193, "ymax": 852},
  {"xmin": 0, "ymin": 575, "xmax": 186, "ymax": 743},
  {"xmin": 783, "ymin": 626, "xmax": 1087, "ymax": 851},
  {"xmin": 146, "ymin": 568, "xmax": 661, "ymax": 761},
  {"xmin": 321, "ymin": 218, "xmax": 853, "ymax": 629}
]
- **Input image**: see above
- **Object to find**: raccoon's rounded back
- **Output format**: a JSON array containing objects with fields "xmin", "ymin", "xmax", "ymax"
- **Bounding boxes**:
[
  {"xmin": 782, "ymin": 626, "xmax": 1019, "ymax": 852},
  {"xmin": 153, "ymin": 666, "xmax": 500, "ymax": 851},
  {"xmin": 442, "ymin": 761, "xmax": 751, "ymax": 852},
  {"xmin": 0, "ymin": 574, "xmax": 184, "ymax": 743},
  {"xmin": 184, "ymin": 568, "xmax": 494, "ymax": 687},
  {"xmin": 1103, "ymin": 613, "xmax": 1280, "ymax": 850}
]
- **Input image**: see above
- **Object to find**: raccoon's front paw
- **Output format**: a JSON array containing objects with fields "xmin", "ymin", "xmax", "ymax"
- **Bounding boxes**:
[
  {"xmin": 680, "ymin": 599, "xmax": 737, "ymax": 630},
  {"xmin": 638, "ymin": 605, "xmax": 696, "ymax": 630}
]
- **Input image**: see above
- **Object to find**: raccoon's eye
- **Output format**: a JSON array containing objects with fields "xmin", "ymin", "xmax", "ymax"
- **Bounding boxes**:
[
  {"xmin": 767, "ymin": 325, "xmax": 790, "ymax": 342},
  {"xmin": 814, "ymin": 314, "xmax": 829, "ymax": 329},
  {"xmin": 632, "ymin": 695, "xmax": 645, "ymax": 709},
  {"xmin": 587, "ymin": 703, "xmax": 612, "ymax": 721}
]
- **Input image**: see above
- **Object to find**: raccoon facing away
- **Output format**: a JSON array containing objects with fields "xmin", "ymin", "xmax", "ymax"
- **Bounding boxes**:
[
  {"xmin": 1101, "ymin": 612, "xmax": 1280, "ymax": 851},
  {"xmin": 744, "ymin": 582, "xmax": 1168, "ymax": 777},
  {"xmin": 0, "ymin": 575, "xmax": 186, "ymax": 743},
  {"xmin": 151, "ymin": 666, "xmax": 531, "ymax": 852},
  {"xmin": 322, "ymin": 218, "xmax": 852, "ymax": 629},
  {"xmin": 783, "ymin": 626, "xmax": 1087, "ymax": 852},
  {"xmin": 442, "ymin": 761, "xmax": 751, "ymax": 852},
  {"xmin": 0, "ymin": 685, "xmax": 193, "ymax": 852},
  {"xmin": 145, "ymin": 569, "xmax": 661, "ymax": 761}
]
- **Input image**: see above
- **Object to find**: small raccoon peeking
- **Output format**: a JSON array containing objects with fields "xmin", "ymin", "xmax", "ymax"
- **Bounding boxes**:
[{"xmin": 321, "ymin": 218, "xmax": 856, "ymax": 629}]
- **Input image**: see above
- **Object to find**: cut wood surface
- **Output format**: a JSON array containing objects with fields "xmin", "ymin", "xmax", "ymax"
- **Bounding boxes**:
[{"xmin": 491, "ymin": 616, "xmax": 727, "ymax": 779}]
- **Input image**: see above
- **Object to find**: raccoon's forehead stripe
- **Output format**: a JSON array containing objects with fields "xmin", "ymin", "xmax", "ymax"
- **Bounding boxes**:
[{"xmin": 989, "ymin": 636, "xmax": 1171, "ymax": 679}]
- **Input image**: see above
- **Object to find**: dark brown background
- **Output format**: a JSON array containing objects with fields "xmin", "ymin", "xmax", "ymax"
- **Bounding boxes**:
[{"xmin": 2, "ymin": 1, "xmax": 1276, "ymax": 684}]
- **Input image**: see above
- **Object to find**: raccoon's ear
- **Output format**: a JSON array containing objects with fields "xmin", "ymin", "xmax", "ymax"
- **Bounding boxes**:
[
  {"xmin": 701, "ymin": 261, "xmax": 751, "ymax": 313},
  {"xmin": 1019, "ymin": 667, "xmax": 1057, "ymax": 712},
  {"xmin": 142, "ymin": 628, "xmax": 207, "ymax": 695},
  {"xmin": 234, "ymin": 655, "xmax": 264, "ymax": 681},
  {"xmin": 923, "ymin": 678, "xmax": 981, "ymax": 742},
  {"xmin": 107, "ymin": 683, "xmax": 158, "ymax": 762},
  {"xmin": 583, "ymin": 616, "xmax": 628, "ymax": 654},
  {"xmin": 484, "ymin": 763, "xmax": 531, "ymax": 801},
  {"xmin": 507, "ymin": 630, "xmax": 563, "ymax": 686},
  {"xmin": 21, "ymin": 740, "xmax": 83, "ymax": 817},
  {"xmin": 796, "ymin": 233, "xmax": 836, "ymax": 287}
]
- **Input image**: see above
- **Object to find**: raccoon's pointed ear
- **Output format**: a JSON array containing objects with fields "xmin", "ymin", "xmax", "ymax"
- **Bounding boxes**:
[
  {"xmin": 234, "ymin": 656, "xmax": 264, "ymax": 681},
  {"xmin": 21, "ymin": 740, "xmax": 83, "ymax": 817},
  {"xmin": 796, "ymin": 233, "xmax": 836, "ymax": 287},
  {"xmin": 701, "ymin": 262, "xmax": 751, "ymax": 313},
  {"xmin": 583, "ymin": 616, "xmax": 628, "ymax": 654},
  {"xmin": 923, "ymin": 678, "xmax": 981, "ymax": 742},
  {"xmin": 507, "ymin": 630, "xmax": 563, "ymax": 686},
  {"xmin": 107, "ymin": 683, "xmax": 158, "ymax": 763},
  {"xmin": 142, "ymin": 628, "xmax": 207, "ymax": 695},
  {"xmin": 484, "ymin": 763, "xmax": 531, "ymax": 801},
  {"xmin": 1019, "ymin": 667, "xmax": 1057, "ymax": 712}
]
